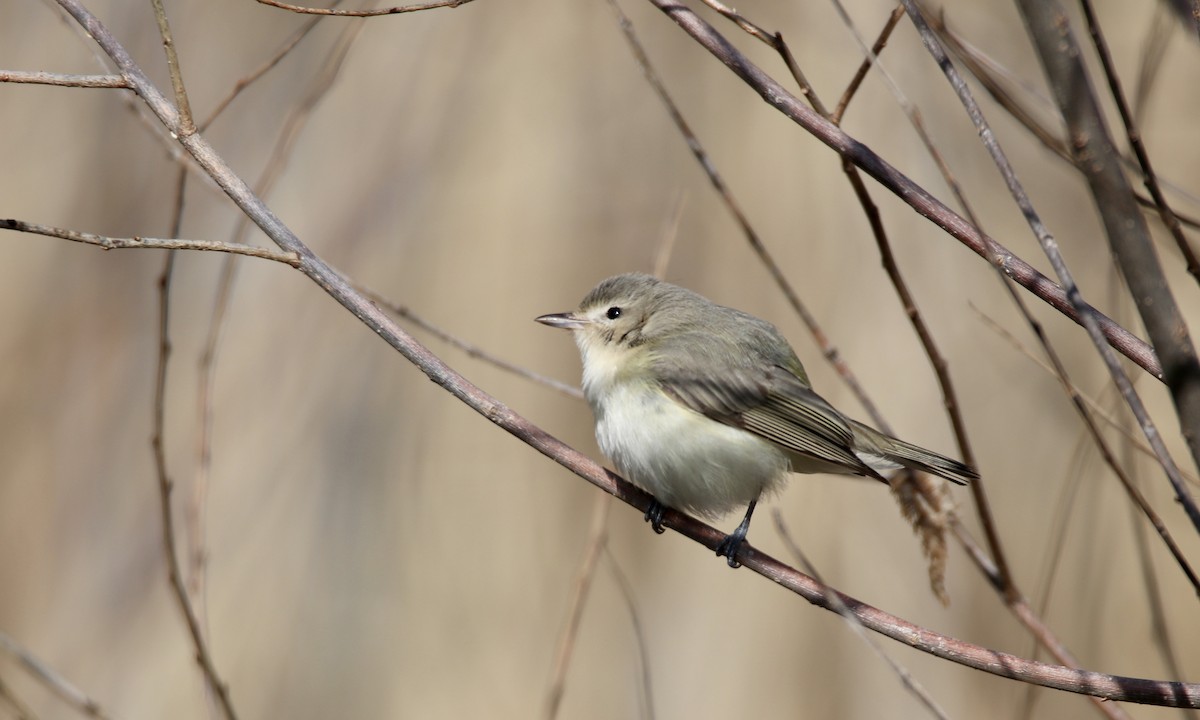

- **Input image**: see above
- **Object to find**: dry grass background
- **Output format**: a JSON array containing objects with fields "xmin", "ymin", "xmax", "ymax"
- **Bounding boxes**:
[{"xmin": 1, "ymin": 0, "xmax": 1198, "ymax": 718}]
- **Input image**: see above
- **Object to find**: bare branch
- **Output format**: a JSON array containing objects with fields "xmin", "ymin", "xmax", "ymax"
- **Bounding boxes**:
[
  {"xmin": 254, "ymin": 0, "xmax": 475, "ymax": 16},
  {"xmin": 150, "ymin": 235, "xmax": 238, "ymax": 720},
  {"xmin": 189, "ymin": 6, "xmax": 366, "ymax": 648},
  {"xmin": 833, "ymin": 4, "xmax": 905, "ymax": 124},
  {"xmin": 198, "ymin": 13, "xmax": 329, "ymax": 131},
  {"xmin": 601, "ymin": 546, "xmax": 657, "ymax": 720},
  {"xmin": 974, "ymin": 305, "xmax": 1200, "ymax": 488},
  {"xmin": 0, "ymin": 219, "xmax": 302, "ymax": 265},
  {"xmin": 544, "ymin": 497, "xmax": 611, "ymax": 720},
  {"xmin": 364, "ymin": 286, "xmax": 584, "ymax": 401},
  {"xmin": 1078, "ymin": 0, "xmax": 1200, "ymax": 285},
  {"xmin": 0, "ymin": 70, "xmax": 126, "ymax": 87},
  {"xmin": 772, "ymin": 511, "xmax": 951, "ymax": 720},
  {"xmin": 150, "ymin": 0, "xmax": 194, "ymax": 136},
  {"xmin": 0, "ymin": 632, "xmax": 115, "ymax": 720}
]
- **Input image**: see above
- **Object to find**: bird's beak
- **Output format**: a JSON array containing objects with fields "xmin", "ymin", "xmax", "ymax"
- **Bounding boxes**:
[{"xmin": 536, "ymin": 312, "xmax": 588, "ymax": 330}]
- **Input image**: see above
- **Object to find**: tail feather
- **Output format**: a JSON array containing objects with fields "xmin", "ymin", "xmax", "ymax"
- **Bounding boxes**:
[{"xmin": 848, "ymin": 419, "xmax": 978, "ymax": 485}]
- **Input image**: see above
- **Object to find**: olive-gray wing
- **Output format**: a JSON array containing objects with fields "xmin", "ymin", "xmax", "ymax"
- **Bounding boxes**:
[{"xmin": 660, "ymin": 365, "xmax": 878, "ymax": 477}]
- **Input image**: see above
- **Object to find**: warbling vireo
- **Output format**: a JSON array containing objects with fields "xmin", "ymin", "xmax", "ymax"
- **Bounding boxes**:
[{"xmin": 537, "ymin": 273, "xmax": 977, "ymax": 567}]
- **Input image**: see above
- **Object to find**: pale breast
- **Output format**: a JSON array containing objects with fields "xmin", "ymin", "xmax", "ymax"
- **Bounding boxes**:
[{"xmin": 589, "ymin": 382, "xmax": 789, "ymax": 519}]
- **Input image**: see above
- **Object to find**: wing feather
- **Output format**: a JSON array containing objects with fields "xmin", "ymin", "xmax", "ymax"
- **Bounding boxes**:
[{"xmin": 659, "ymin": 364, "xmax": 875, "ymax": 476}]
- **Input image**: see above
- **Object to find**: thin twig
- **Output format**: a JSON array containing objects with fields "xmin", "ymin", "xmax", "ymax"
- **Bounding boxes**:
[
  {"xmin": 150, "ymin": 232, "xmax": 238, "ymax": 720},
  {"xmin": 1121, "ymin": 417, "xmax": 1196, "ymax": 720},
  {"xmin": 772, "ymin": 511, "xmax": 952, "ymax": 720},
  {"xmin": 1000, "ymin": 291, "xmax": 1200, "ymax": 598},
  {"xmin": 833, "ymin": 4, "xmax": 905, "ymax": 124},
  {"xmin": 602, "ymin": 547, "xmax": 657, "ymax": 720},
  {"xmin": 544, "ymin": 497, "xmax": 611, "ymax": 719},
  {"xmin": 254, "ymin": 0, "xmax": 473, "ymax": 15},
  {"xmin": 651, "ymin": 191, "xmax": 686, "ymax": 280},
  {"xmin": 1017, "ymin": 440, "xmax": 1093, "ymax": 719},
  {"xmin": 150, "ymin": 0, "xmax": 194, "ymax": 136},
  {"xmin": 974, "ymin": 305, "xmax": 1200, "ymax": 488},
  {"xmin": 199, "ymin": 11, "xmax": 331, "ymax": 131},
  {"xmin": 364, "ymin": 287, "xmax": 583, "ymax": 401},
  {"xmin": 190, "ymin": 6, "xmax": 369, "ymax": 656},
  {"xmin": 0, "ymin": 70, "xmax": 127, "ymax": 87},
  {"xmin": 0, "ymin": 219, "xmax": 301, "ymax": 265},
  {"xmin": 0, "ymin": 674, "xmax": 39, "ymax": 720},
  {"xmin": 697, "ymin": 0, "xmax": 772, "ymax": 42},
  {"xmin": 1132, "ymin": 4, "xmax": 1174, "ymax": 127},
  {"xmin": 0, "ymin": 632, "xmax": 113, "ymax": 720},
  {"xmin": 1078, "ymin": 0, "xmax": 1200, "ymax": 285},
  {"xmin": 949, "ymin": 518, "xmax": 1146, "ymax": 719}
]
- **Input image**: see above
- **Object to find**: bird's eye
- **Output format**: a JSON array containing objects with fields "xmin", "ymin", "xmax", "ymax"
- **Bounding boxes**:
[{"xmin": 605, "ymin": 306, "xmax": 622, "ymax": 320}]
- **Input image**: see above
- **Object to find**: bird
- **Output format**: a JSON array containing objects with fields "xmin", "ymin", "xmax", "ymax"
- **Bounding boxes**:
[{"xmin": 537, "ymin": 273, "xmax": 977, "ymax": 567}]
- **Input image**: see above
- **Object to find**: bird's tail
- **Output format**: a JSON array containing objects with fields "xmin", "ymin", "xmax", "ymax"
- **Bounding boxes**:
[{"xmin": 848, "ymin": 419, "xmax": 978, "ymax": 485}]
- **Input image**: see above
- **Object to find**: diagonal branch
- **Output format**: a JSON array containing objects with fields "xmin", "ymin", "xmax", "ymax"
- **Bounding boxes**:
[
  {"xmin": 0, "ymin": 631, "xmax": 115, "ymax": 720},
  {"xmin": 1013, "ymin": 0, "xmax": 1200, "ymax": 528},
  {"xmin": 644, "ymin": 0, "xmax": 1162, "ymax": 381}
]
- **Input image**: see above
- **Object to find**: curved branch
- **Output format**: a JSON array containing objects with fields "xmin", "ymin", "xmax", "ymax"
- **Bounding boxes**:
[{"xmin": 645, "ymin": 0, "xmax": 1162, "ymax": 381}]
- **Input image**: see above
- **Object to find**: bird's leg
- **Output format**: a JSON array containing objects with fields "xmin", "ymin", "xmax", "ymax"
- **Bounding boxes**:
[
  {"xmin": 643, "ymin": 499, "xmax": 668, "ymax": 534},
  {"xmin": 715, "ymin": 500, "xmax": 758, "ymax": 568}
]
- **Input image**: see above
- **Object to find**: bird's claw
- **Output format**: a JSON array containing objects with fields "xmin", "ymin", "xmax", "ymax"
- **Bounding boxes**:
[
  {"xmin": 643, "ymin": 500, "xmax": 667, "ymax": 534},
  {"xmin": 715, "ymin": 534, "xmax": 745, "ymax": 568}
]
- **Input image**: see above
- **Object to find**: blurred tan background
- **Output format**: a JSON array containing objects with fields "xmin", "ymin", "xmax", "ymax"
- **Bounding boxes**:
[{"xmin": 1, "ymin": 0, "xmax": 1198, "ymax": 718}]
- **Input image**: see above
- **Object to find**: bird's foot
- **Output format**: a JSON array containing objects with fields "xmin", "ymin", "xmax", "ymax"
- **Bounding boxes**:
[
  {"xmin": 715, "ymin": 533, "xmax": 746, "ymax": 568},
  {"xmin": 643, "ymin": 500, "xmax": 668, "ymax": 534},
  {"xmin": 716, "ymin": 500, "xmax": 757, "ymax": 568}
]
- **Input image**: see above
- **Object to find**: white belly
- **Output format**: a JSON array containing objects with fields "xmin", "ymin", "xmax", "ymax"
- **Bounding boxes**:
[{"xmin": 590, "ymin": 383, "xmax": 789, "ymax": 519}]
